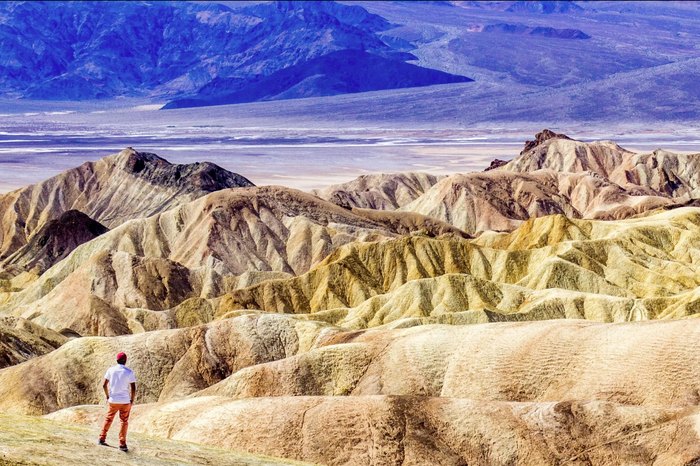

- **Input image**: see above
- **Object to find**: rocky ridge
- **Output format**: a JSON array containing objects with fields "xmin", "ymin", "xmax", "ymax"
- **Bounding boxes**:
[{"xmin": 0, "ymin": 148, "xmax": 253, "ymax": 276}]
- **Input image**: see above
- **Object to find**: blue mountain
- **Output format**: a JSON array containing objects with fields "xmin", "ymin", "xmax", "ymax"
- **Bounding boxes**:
[
  {"xmin": 505, "ymin": 1, "xmax": 584, "ymax": 14},
  {"xmin": 163, "ymin": 50, "xmax": 472, "ymax": 109},
  {"xmin": 0, "ymin": 1, "xmax": 472, "ymax": 105}
]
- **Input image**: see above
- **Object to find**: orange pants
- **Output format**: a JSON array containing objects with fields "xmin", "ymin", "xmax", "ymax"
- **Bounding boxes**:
[{"xmin": 99, "ymin": 403, "xmax": 131, "ymax": 446}]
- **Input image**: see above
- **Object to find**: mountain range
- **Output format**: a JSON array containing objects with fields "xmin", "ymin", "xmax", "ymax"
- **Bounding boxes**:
[
  {"xmin": 0, "ymin": 1, "xmax": 469, "ymax": 106},
  {"xmin": 2, "ymin": 132, "xmax": 700, "ymax": 463},
  {"xmin": 2, "ymin": 0, "xmax": 700, "ymax": 121}
]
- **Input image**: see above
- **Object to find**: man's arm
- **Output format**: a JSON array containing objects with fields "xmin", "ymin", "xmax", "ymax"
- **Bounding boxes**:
[
  {"xmin": 102, "ymin": 379, "xmax": 109, "ymax": 400},
  {"xmin": 130, "ymin": 382, "xmax": 136, "ymax": 404}
]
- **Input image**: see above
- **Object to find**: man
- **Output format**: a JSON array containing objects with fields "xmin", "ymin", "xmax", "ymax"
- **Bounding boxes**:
[{"xmin": 98, "ymin": 352, "xmax": 136, "ymax": 452}]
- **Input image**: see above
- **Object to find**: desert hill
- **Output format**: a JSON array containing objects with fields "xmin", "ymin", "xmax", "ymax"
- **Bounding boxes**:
[
  {"xmin": 5, "ymin": 314, "xmax": 700, "ymax": 463},
  {"xmin": 3, "ymin": 133, "xmax": 700, "ymax": 465},
  {"xmin": 0, "ymin": 148, "xmax": 252, "ymax": 276},
  {"xmin": 0, "ymin": 313, "xmax": 336, "ymax": 415},
  {"xmin": 0, "ymin": 209, "xmax": 108, "ymax": 276},
  {"xmin": 0, "ymin": 179, "xmax": 470, "ymax": 336},
  {"xmin": 504, "ymin": 129, "xmax": 700, "ymax": 199},
  {"xmin": 46, "ymin": 396, "xmax": 700, "ymax": 465},
  {"xmin": 312, "ymin": 172, "xmax": 443, "ymax": 210},
  {"xmin": 316, "ymin": 131, "xmax": 700, "ymax": 234},
  {"xmin": 0, "ymin": 185, "xmax": 395, "ymax": 335},
  {"xmin": 219, "ymin": 207, "xmax": 700, "ymax": 320},
  {"xmin": 0, "ymin": 316, "xmax": 67, "ymax": 369},
  {"xmin": 399, "ymin": 169, "xmax": 670, "ymax": 234}
]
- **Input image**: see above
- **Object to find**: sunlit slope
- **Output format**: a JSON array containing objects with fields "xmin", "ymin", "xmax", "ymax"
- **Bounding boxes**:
[
  {"xmin": 220, "ymin": 208, "xmax": 700, "ymax": 324},
  {"xmin": 0, "ymin": 185, "xmax": 401, "ymax": 336},
  {"xmin": 504, "ymin": 133, "xmax": 700, "ymax": 199},
  {"xmin": 46, "ymin": 396, "xmax": 700, "ymax": 466},
  {"xmin": 6, "ymin": 317, "xmax": 700, "ymax": 464},
  {"xmin": 399, "ymin": 169, "xmax": 670, "ymax": 234},
  {"xmin": 199, "ymin": 319, "xmax": 700, "ymax": 407},
  {"xmin": 319, "ymin": 132, "xmax": 699, "ymax": 234}
]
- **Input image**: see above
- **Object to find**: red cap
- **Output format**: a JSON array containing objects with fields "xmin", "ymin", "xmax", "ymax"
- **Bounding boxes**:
[{"xmin": 116, "ymin": 352, "xmax": 127, "ymax": 362}]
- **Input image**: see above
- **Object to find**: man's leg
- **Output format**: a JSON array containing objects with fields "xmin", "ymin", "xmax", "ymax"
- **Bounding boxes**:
[
  {"xmin": 99, "ymin": 403, "xmax": 119, "ymax": 442},
  {"xmin": 118, "ymin": 403, "xmax": 132, "ymax": 447}
]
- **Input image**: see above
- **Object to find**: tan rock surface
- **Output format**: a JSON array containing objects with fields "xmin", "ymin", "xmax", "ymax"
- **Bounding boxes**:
[
  {"xmin": 8, "ymin": 317, "xmax": 700, "ymax": 416},
  {"xmin": 32, "ymin": 317, "xmax": 700, "ymax": 464},
  {"xmin": 0, "ymin": 314, "xmax": 336, "ymax": 415},
  {"xmin": 0, "ymin": 316, "xmax": 67, "ymax": 368},
  {"xmin": 372, "ymin": 132, "xmax": 700, "ymax": 234},
  {"xmin": 505, "ymin": 132, "xmax": 700, "ymax": 199},
  {"xmin": 0, "ymin": 413, "xmax": 304, "ymax": 466},
  {"xmin": 0, "ymin": 185, "xmax": 402, "ymax": 335},
  {"xmin": 350, "ymin": 207, "xmax": 471, "ymax": 238},
  {"xmin": 312, "ymin": 172, "xmax": 443, "ymax": 210},
  {"xmin": 3, "ymin": 134, "xmax": 700, "ymax": 464},
  {"xmin": 13, "ymin": 251, "xmax": 204, "ymax": 336},
  {"xmin": 0, "ymin": 209, "xmax": 108, "ymax": 276},
  {"xmin": 400, "ymin": 169, "xmax": 670, "ymax": 234},
  {"xmin": 48, "ymin": 395, "xmax": 700, "ymax": 465},
  {"xmin": 199, "ymin": 319, "xmax": 700, "ymax": 407}
]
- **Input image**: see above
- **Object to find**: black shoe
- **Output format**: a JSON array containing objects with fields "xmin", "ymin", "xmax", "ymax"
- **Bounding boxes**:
[
  {"xmin": 98, "ymin": 439, "xmax": 107, "ymax": 446},
  {"xmin": 119, "ymin": 444, "xmax": 128, "ymax": 452}
]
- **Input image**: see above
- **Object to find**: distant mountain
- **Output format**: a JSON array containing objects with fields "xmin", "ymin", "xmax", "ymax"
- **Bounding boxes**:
[
  {"xmin": 361, "ymin": 0, "xmax": 700, "ymax": 113},
  {"xmin": 452, "ymin": 1, "xmax": 584, "ymax": 13},
  {"xmin": 0, "ymin": 1, "xmax": 471, "ymax": 106},
  {"xmin": 482, "ymin": 23, "xmax": 590, "ymax": 40},
  {"xmin": 505, "ymin": 1, "xmax": 584, "ymax": 14},
  {"xmin": 164, "ymin": 50, "xmax": 472, "ymax": 108}
]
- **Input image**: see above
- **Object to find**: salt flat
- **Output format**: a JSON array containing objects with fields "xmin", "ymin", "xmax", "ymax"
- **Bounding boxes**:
[{"xmin": 1, "ymin": 99, "xmax": 698, "ymax": 193}]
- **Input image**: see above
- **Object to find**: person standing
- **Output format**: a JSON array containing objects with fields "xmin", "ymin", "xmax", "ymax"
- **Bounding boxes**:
[{"xmin": 98, "ymin": 352, "xmax": 137, "ymax": 452}]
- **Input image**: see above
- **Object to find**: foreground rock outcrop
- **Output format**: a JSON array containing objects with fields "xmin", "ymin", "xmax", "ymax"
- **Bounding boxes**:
[
  {"xmin": 49, "ymin": 396, "xmax": 700, "ymax": 466},
  {"xmin": 40, "ymin": 318, "xmax": 700, "ymax": 465}
]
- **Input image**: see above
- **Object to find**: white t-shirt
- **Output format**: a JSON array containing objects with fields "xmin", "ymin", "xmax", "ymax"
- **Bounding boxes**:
[{"xmin": 104, "ymin": 364, "xmax": 136, "ymax": 404}]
